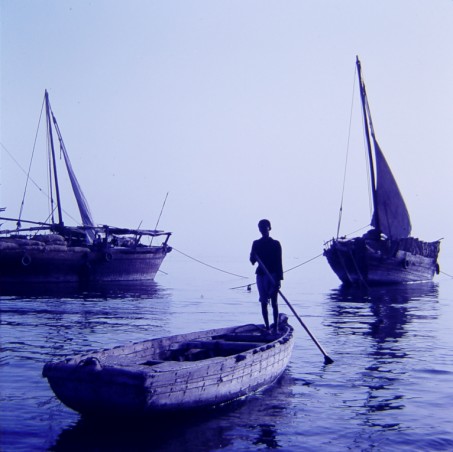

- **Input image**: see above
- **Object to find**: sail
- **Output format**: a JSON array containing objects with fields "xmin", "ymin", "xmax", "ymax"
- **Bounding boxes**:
[
  {"xmin": 60, "ymin": 143, "xmax": 96, "ymax": 243},
  {"xmin": 371, "ymin": 138, "xmax": 411, "ymax": 239},
  {"xmin": 48, "ymin": 107, "xmax": 96, "ymax": 244}
]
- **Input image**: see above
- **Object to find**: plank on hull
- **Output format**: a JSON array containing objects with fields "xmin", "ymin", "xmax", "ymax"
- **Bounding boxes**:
[{"xmin": 43, "ymin": 316, "xmax": 295, "ymax": 415}]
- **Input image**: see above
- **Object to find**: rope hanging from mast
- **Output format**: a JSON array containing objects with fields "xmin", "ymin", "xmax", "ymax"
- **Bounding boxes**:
[
  {"xmin": 0, "ymin": 141, "xmax": 81, "ymax": 227},
  {"xmin": 17, "ymin": 96, "xmax": 46, "ymax": 229},
  {"xmin": 150, "ymin": 192, "xmax": 169, "ymax": 245},
  {"xmin": 336, "ymin": 64, "xmax": 358, "ymax": 239}
]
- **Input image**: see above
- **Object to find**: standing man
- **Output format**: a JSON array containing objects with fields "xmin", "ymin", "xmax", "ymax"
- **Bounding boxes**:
[{"xmin": 250, "ymin": 219, "xmax": 283, "ymax": 333}]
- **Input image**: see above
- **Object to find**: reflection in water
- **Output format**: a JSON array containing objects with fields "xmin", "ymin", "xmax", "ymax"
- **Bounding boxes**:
[
  {"xmin": 1, "ymin": 279, "xmax": 175, "ymax": 451},
  {"xmin": 328, "ymin": 282, "xmax": 438, "ymax": 341},
  {"xmin": 0, "ymin": 280, "xmax": 170, "ymax": 300},
  {"xmin": 50, "ymin": 373, "xmax": 296, "ymax": 451},
  {"xmin": 253, "ymin": 423, "xmax": 280, "ymax": 448},
  {"xmin": 326, "ymin": 282, "xmax": 439, "ymax": 428},
  {"xmin": 0, "ymin": 280, "xmax": 173, "ymax": 391},
  {"xmin": 50, "ymin": 411, "xmax": 235, "ymax": 452}
]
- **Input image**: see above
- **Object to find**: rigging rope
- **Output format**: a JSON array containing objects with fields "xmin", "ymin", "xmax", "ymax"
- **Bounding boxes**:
[
  {"xmin": 0, "ymin": 142, "xmax": 44, "ymax": 194},
  {"xmin": 336, "ymin": 66, "xmax": 357, "ymax": 239},
  {"xmin": 336, "ymin": 224, "xmax": 370, "ymax": 239},
  {"xmin": 46, "ymin": 112, "xmax": 55, "ymax": 225},
  {"xmin": 172, "ymin": 247, "xmax": 248, "ymax": 279},
  {"xmin": 17, "ymin": 97, "xmax": 46, "ymax": 227},
  {"xmin": 150, "ymin": 192, "xmax": 169, "ymax": 246},
  {"xmin": 0, "ymin": 141, "xmax": 82, "ymax": 227}
]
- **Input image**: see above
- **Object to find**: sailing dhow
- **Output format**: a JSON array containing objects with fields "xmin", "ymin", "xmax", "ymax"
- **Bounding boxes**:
[
  {"xmin": 324, "ymin": 57, "xmax": 440, "ymax": 286},
  {"xmin": 0, "ymin": 91, "xmax": 171, "ymax": 284}
]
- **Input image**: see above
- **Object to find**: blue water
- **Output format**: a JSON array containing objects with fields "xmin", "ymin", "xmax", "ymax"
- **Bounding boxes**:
[{"xmin": 1, "ymin": 255, "xmax": 453, "ymax": 451}]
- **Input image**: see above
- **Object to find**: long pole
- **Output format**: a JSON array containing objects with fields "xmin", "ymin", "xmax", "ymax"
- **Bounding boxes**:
[{"xmin": 255, "ymin": 255, "xmax": 334, "ymax": 365}]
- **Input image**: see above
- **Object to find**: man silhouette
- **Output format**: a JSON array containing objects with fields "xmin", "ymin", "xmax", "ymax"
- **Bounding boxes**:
[{"xmin": 250, "ymin": 219, "xmax": 283, "ymax": 333}]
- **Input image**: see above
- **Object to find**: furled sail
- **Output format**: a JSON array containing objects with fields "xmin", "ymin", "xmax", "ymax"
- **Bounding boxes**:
[
  {"xmin": 51, "ymin": 122, "xmax": 95, "ymax": 242},
  {"xmin": 371, "ymin": 138, "xmax": 411, "ymax": 239},
  {"xmin": 47, "ymin": 94, "xmax": 96, "ymax": 244},
  {"xmin": 60, "ymin": 143, "xmax": 96, "ymax": 243}
]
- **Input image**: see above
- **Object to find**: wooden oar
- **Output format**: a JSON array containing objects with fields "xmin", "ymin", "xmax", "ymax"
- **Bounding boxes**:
[{"xmin": 255, "ymin": 255, "xmax": 334, "ymax": 365}]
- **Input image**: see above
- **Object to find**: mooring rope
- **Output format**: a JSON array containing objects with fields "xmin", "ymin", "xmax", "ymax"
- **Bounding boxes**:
[
  {"xmin": 229, "ymin": 252, "xmax": 324, "ymax": 290},
  {"xmin": 440, "ymin": 270, "xmax": 453, "ymax": 279},
  {"xmin": 171, "ymin": 247, "xmax": 248, "ymax": 279},
  {"xmin": 284, "ymin": 252, "xmax": 324, "ymax": 273},
  {"xmin": 170, "ymin": 246, "xmax": 324, "ymax": 286}
]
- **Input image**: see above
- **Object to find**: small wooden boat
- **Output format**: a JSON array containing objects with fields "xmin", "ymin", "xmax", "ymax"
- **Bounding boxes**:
[{"xmin": 42, "ymin": 314, "xmax": 294, "ymax": 416}]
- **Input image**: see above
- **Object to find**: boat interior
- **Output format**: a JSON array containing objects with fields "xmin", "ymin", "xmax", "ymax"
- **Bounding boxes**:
[{"xmin": 141, "ymin": 326, "xmax": 289, "ymax": 365}]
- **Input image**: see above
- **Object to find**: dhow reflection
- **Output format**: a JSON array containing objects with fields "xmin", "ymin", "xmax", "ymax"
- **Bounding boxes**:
[
  {"xmin": 326, "ymin": 282, "xmax": 439, "ymax": 427},
  {"xmin": 0, "ymin": 280, "xmax": 170, "ymax": 300}
]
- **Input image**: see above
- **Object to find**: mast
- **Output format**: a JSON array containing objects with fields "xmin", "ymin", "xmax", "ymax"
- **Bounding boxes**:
[
  {"xmin": 356, "ymin": 56, "xmax": 380, "ymax": 233},
  {"xmin": 45, "ymin": 90, "xmax": 64, "ymax": 227}
]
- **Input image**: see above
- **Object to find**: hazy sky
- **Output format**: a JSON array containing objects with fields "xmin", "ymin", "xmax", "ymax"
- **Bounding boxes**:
[{"xmin": 1, "ymin": 1, "xmax": 453, "ymax": 279}]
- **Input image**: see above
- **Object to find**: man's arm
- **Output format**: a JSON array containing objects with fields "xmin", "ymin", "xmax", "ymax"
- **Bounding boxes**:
[
  {"xmin": 277, "ymin": 241, "xmax": 283, "ymax": 280},
  {"xmin": 250, "ymin": 241, "xmax": 257, "ymax": 265}
]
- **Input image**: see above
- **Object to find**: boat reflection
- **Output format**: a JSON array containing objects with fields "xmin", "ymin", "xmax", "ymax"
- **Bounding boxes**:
[
  {"xmin": 328, "ymin": 282, "xmax": 438, "ymax": 341},
  {"xmin": 0, "ymin": 279, "xmax": 170, "ymax": 300},
  {"xmin": 49, "ymin": 372, "xmax": 296, "ymax": 451},
  {"xmin": 326, "ymin": 282, "xmax": 439, "ymax": 426},
  {"xmin": 253, "ymin": 423, "xmax": 280, "ymax": 448}
]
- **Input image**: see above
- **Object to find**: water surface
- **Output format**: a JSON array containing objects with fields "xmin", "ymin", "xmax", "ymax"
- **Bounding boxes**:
[{"xmin": 1, "ymin": 257, "xmax": 452, "ymax": 451}]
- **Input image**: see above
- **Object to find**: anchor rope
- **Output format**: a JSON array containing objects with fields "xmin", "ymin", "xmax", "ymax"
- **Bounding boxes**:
[
  {"xmin": 171, "ymin": 246, "xmax": 326, "ymax": 287},
  {"xmin": 171, "ymin": 247, "xmax": 248, "ymax": 279},
  {"xmin": 440, "ymin": 270, "xmax": 453, "ymax": 279},
  {"xmin": 230, "ymin": 252, "xmax": 324, "ymax": 290}
]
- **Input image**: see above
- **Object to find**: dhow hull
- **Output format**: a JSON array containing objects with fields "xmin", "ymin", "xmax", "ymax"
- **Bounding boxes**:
[
  {"xmin": 324, "ymin": 237, "xmax": 440, "ymax": 286},
  {"xmin": 0, "ymin": 242, "xmax": 170, "ymax": 283}
]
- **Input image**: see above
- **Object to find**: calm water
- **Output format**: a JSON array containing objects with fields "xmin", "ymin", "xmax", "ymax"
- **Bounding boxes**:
[{"xmin": 1, "ymin": 256, "xmax": 453, "ymax": 451}]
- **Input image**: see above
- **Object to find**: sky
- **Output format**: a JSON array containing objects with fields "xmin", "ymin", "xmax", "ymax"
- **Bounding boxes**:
[{"xmin": 1, "ymin": 0, "xmax": 453, "ymax": 280}]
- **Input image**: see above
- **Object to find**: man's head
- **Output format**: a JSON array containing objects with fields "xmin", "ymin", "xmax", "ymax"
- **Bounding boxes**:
[{"xmin": 258, "ymin": 219, "xmax": 271, "ymax": 237}]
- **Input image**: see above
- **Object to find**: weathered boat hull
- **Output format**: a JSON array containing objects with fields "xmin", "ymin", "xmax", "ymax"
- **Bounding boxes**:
[
  {"xmin": 43, "ymin": 317, "xmax": 294, "ymax": 416},
  {"xmin": 1, "ymin": 91, "xmax": 172, "ymax": 285},
  {"xmin": 0, "ymin": 239, "xmax": 171, "ymax": 283},
  {"xmin": 324, "ymin": 237, "xmax": 440, "ymax": 286}
]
